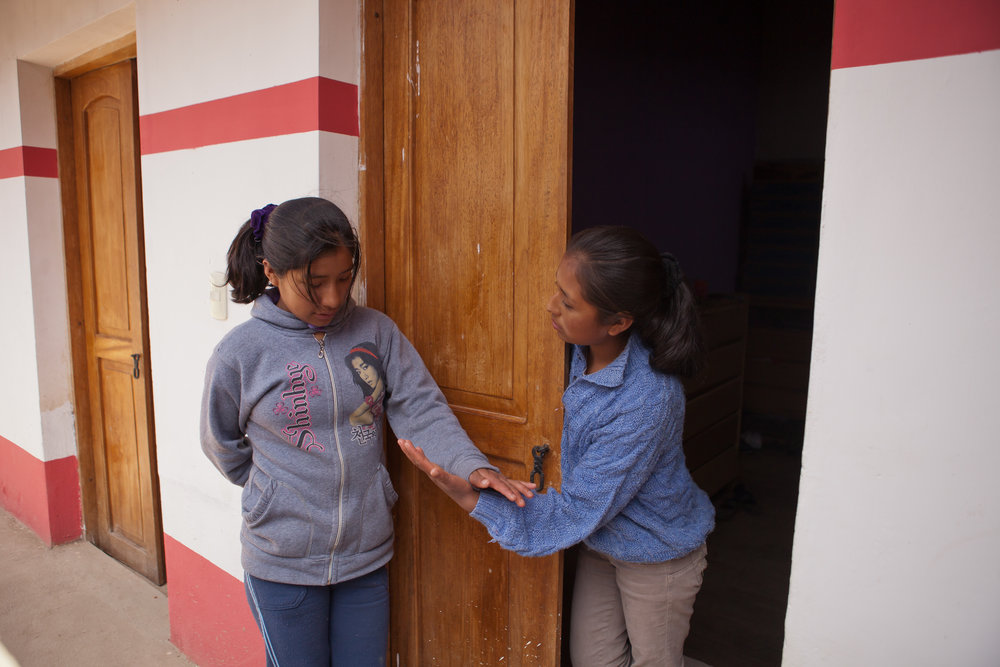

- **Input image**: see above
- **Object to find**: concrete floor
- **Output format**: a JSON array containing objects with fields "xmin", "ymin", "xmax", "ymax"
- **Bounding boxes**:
[{"xmin": 0, "ymin": 507, "xmax": 193, "ymax": 667}]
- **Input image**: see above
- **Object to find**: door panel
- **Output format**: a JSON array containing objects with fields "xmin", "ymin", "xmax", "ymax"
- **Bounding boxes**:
[
  {"xmin": 68, "ymin": 60, "xmax": 164, "ymax": 584},
  {"xmin": 407, "ymin": 0, "xmax": 515, "ymax": 401},
  {"xmin": 376, "ymin": 0, "xmax": 573, "ymax": 663}
]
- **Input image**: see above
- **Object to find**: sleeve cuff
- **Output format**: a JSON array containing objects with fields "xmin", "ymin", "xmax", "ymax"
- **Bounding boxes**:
[
  {"xmin": 450, "ymin": 454, "xmax": 499, "ymax": 483},
  {"xmin": 470, "ymin": 489, "xmax": 509, "ymax": 528}
]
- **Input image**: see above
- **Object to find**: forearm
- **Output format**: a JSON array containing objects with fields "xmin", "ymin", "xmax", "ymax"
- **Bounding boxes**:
[{"xmin": 471, "ymin": 489, "xmax": 596, "ymax": 557}]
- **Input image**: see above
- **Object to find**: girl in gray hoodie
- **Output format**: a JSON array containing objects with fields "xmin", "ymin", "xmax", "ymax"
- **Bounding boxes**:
[{"xmin": 200, "ymin": 197, "xmax": 531, "ymax": 666}]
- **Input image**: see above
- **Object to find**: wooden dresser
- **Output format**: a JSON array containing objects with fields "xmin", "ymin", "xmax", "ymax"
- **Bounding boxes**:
[{"xmin": 683, "ymin": 295, "xmax": 748, "ymax": 497}]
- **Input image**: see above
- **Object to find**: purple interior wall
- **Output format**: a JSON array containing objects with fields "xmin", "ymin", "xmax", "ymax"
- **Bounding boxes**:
[{"xmin": 572, "ymin": 0, "xmax": 832, "ymax": 295}]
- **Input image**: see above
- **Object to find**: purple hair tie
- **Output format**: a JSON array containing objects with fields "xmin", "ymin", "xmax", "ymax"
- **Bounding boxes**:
[{"xmin": 250, "ymin": 204, "xmax": 277, "ymax": 242}]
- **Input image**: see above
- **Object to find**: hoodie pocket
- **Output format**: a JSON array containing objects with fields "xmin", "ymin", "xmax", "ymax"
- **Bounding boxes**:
[
  {"xmin": 241, "ymin": 470, "xmax": 313, "ymax": 558},
  {"xmin": 357, "ymin": 464, "xmax": 399, "ymax": 554}
]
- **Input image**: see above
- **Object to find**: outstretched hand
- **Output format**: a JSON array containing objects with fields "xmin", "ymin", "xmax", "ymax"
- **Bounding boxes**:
[
  {"xmin": 397, "ymin": 439, "xmax": 479, "ymax": 512},
  {"xmin": 396, "ymin": 439, "xmax": 535, "ymax": 512}
]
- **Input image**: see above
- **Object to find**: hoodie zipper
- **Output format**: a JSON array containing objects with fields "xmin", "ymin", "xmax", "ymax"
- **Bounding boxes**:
[{"xmin": 316, "ymin": 332, "xmax": 346, "ymax": 584}]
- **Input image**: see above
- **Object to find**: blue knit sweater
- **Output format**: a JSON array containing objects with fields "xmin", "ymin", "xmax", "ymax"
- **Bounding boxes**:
[{"xmin": 471, "ymin": 334, "xmax": 715, "ymax": 562}]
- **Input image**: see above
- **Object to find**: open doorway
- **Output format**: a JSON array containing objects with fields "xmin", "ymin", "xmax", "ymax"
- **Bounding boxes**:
[{"xmin": 571, "ymin": 1, "xmax": 833, "ymax": 664}]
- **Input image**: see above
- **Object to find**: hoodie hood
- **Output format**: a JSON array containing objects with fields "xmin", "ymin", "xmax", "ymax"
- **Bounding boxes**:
[{"xmin": 253, "ymin": 288, "xmax": 357, "ymax": 334}]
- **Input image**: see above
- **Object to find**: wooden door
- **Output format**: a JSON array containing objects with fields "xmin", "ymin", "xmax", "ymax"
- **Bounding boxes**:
[
  {"xmin": 364, "ymin": 0, "xmax": 574, "ymax": 663},
  {"xmin": 62, "ymin": 60, "xmax": 165, "ymax": 584}
]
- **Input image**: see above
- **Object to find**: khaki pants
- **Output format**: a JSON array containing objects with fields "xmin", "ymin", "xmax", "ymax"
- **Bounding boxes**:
[{"xmin": 569, "ymin": 543, "xmax": 708, "ymax": 667}]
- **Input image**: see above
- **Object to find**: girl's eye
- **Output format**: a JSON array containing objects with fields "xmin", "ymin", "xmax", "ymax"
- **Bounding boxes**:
[{"xmin": 562, "ymin": 301, "xmax": 573, "ymax": 310}]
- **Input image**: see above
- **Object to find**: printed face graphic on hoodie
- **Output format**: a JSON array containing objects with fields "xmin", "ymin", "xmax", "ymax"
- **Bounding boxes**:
[
  {"xmin": 344, "ymin": 342, "xmax": 386, "ymax": 443},
  {"xmin": 352, "ymin": 356, "xmax": 379, "ymax": 390}
]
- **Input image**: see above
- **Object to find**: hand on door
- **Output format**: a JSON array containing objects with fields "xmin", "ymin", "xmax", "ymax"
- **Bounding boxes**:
[
  {"xmin": 397, "ymin": 439, "xmax": 535, "ymax": 512},
  {"xmin": 469, "ymin": 467, "xmax": 536, "ymax": 508}
]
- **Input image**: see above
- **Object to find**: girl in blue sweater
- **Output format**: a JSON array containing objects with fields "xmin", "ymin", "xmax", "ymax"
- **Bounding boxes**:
[{"xmin": 399, "ymin": 225, "xmax": 715, "ymax": 666}]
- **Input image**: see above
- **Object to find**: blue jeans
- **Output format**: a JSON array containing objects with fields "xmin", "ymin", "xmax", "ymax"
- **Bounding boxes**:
[{"xmin": 244, "ymin": 567, "xmax": 389, "ymax": 667}]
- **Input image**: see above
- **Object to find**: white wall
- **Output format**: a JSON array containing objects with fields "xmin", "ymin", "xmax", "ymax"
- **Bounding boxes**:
[
  {"xmin": 136, "ymin": 0, "xmax": 360, "ymax": 579},
  {"xmin": 1, "ymin": 0, "xmax": 135, "ymax": 461},
  {"xmin": 0, "ymin": 175, "xmax": 44, "ymax": 456},
  {"xmin": 25, "ymin": 173, "xmax": 75, "ymax": 460},
  {"xmin": 0, "ymin": 2, "xmax": 134, "ymax": 146},
  {"xmin": 2, "ymin": 0, "xmax": 360, "ymax": 577},
  {"xmin": 784, "ymin": 49, "xmax": 1000, "ymax": 665},
  {"xmin": 142, "ymin": 133, "xmax": 358, "ymax": 577}
]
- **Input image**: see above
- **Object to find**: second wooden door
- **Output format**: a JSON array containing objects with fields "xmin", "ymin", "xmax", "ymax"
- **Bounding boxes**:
[{"xmin": 63, "ymin": 59, "xmax": 164, "ymax": 584}]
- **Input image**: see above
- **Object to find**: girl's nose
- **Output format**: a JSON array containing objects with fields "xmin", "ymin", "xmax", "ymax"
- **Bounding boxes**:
[
  {"xmin": 546, "ymin": 292, "xmax": 559, "ymax": 314},
  {"xmin": 320, "ymin": 284, "xmax": 342, "ymax": 310}
]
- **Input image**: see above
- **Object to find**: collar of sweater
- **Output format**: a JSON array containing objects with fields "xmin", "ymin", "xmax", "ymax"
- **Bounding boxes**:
[
  {"xmin": 251, "ymin": 288, "xmax": 356, "ymax": 334},
  {"xmin": 573, "ymin": 334, "xmax": 642, "ymax": 388}
]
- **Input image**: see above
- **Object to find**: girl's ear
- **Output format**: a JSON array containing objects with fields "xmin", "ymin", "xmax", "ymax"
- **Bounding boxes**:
[
  {"xmin": 608, "ymin": 314, "xmax": 634, "ymax": 337},
  {"xmin": 261, "ymin": 259, "xmax": 279, "ymax": 285}
]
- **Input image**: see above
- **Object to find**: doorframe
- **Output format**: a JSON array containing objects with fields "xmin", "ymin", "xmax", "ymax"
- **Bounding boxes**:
[
  {"xmin": 54, "ymin": 35, "xmax": 165, "ymax": 581},
  {"xmin": 359, "ymin": 0, "xmax": 386, "ymax": 309}
]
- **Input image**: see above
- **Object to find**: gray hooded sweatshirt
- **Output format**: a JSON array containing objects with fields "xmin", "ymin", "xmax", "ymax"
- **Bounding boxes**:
[{"xmin": 201, "ymin": 291, "xmax": 494, "ymax": 586}]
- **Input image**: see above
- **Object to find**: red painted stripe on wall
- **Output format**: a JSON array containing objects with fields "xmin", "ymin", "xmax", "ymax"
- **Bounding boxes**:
[
  {"xmin": 164, "ymin": 534, "xmax": 263, "ymax": 666},
  {"xmin": 44, "ymin": 456, "xmax": 83, "ymax": 544},
  {"xmin": 832, "ymin": 0, "xmax": 1000, "ymax": 69},
  {"xmin": 0, "ymin": 146, "xmax": 59, "ymax": 179},
  {"xmin": 0, "ymin": 434, "xmax": 82, "ymax": 546},
  {"xmin": 139, "ymin": 77, "xmax": 359, "ymax": 155}
]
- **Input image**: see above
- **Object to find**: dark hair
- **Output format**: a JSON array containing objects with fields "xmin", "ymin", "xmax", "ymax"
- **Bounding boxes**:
[
  {"xmin": 226, "ymin": 197, "xmax": 361, "ymax": 304},
  {"xmin": 566, "ymin": 226, "xmax": 703, "ymax": 377},
  {"xmin": 344, "ymin": 342, "xmax": 385, "ymax": 397}
]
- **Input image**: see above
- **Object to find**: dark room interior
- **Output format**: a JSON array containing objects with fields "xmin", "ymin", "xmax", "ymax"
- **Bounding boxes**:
[{"xmin": 570, "ymin": 1, "xmax": 834, "ymax": 664}]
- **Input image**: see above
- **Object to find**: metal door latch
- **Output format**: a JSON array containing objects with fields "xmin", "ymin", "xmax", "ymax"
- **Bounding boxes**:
[{"xmin": 530, "ymin": 444, "xmax": 550, "ymax": 489}]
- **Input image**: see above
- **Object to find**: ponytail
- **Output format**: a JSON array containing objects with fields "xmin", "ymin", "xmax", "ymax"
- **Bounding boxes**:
[
  {"xmin": 641, "ymin": 264, "xmax": 703, "ymax": 377},
  {"xmin": 226, "ymin": 218, "xmax": 268, "ymax": 304},
  {"xmin": 567, "ymin": 226, "xmax": 703, "ymax": 377}
]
